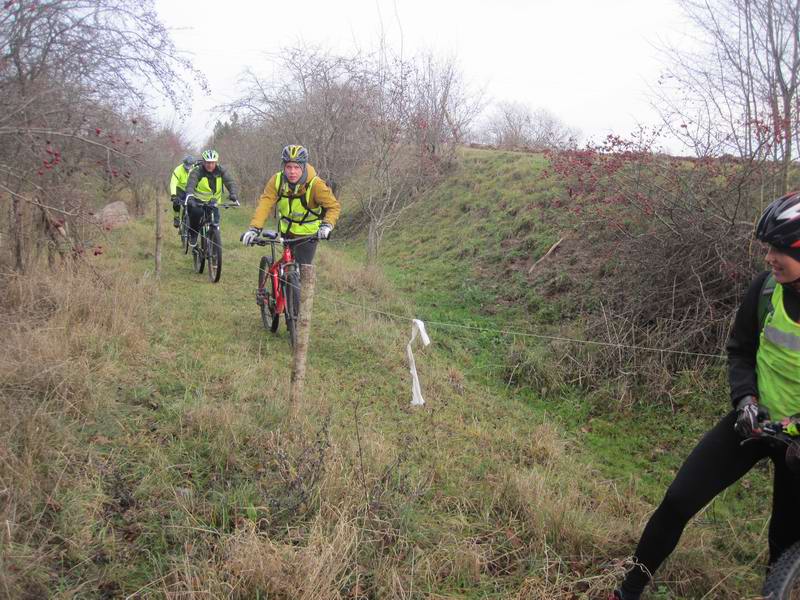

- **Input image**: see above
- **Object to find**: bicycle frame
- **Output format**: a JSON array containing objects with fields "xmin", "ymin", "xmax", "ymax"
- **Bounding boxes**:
[
  {"xmin": 199, "ymin": 202, "xmax": 219, "ymax": 232},
  {"xmin": 188, "ymin": 198, "xmax": 238, "ymax": 282},
  {"xmin": 191, "ymin": 200, "xmax": 239, "ymax": 242},
  {"xmin": 263, "ymin": 238, "xmax": 297, "ymax": 315}
]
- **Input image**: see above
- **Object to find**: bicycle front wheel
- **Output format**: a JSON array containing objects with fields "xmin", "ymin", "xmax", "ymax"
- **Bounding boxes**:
[
  {"xmin": 763, "ymin": 541, "xmax": 800, "ymax": 599},
  {"xmin": 207, "ymin": 228, "xmax": 222, "ymax": 283},
  {"xmin": 180, "ymin": 214, "xmax": 189, "ymax": 254},
  {"xmin": 258, "ymin": 256, "xmax": 279, "ymax": 332},
  {"xmin": 193, "ymin": 229, "xmax": 206, "ymax": 274},
  {"xmin": 283, "ymin": 266, "xmax": 300, "ymax": 348}
]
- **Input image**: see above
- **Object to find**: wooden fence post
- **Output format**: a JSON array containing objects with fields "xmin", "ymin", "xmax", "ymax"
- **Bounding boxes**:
[{"xmin": 290, "ymin": 264, "xmax": 317, "ymax": 414}]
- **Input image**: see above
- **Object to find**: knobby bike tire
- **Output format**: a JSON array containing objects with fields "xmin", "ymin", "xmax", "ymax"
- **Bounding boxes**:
[
  {"xmin": 763, "ymin": 541, "xmax": 800, "ymax": 599},
  {"xmin": 258, "ymin": 256, "xmax": 279, "ymax": 332},
  {"xmin": 207, "ymin": 228, "xmax": 222, "ymax": 283},
  {"xmin": 193, "ymin": 227, "xmax": 206, "ymax": 274},
  {"xmin": 283, "ymin": 267, "xmax": 300, "ymax": 348},
  {"xmin": 180, "ymin": 215, "xmax": 189, "ymax": 255}
]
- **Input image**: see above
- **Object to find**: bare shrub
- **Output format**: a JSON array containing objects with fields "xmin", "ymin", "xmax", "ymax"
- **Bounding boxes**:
[
  {"xmin": 657, "ymin": 0, "xmax": 800, "ymax": 195},
  {"xmin": 0, "ymin": 0, "xmax": 200, "ymax": 272},
  {"xmin": 542, "ymin": 129, "xmax": 785, "ymax": 400},
  {"xmin": 477, "ymin": 101, "xmax": 580, "ymax": 151}
]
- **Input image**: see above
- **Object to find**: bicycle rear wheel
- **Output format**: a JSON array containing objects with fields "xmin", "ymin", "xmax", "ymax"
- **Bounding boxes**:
[
  {"xmin": 283, "ymin": 266, "xmax": 300, "ymax": 348},
  {"xmin": 258, "ymin": 256, "xmax": 279, "ymax": 332},
  {"xmin": 207, "ymin": 228, "xmax": 222, "ymax": 283},
  {"xmin": 763, "ymin": 541, "xmax": 800, "ymax": 599},
  {"xmin": 193, "ymin": 228, "xmax": 206, "ymax": 274}
]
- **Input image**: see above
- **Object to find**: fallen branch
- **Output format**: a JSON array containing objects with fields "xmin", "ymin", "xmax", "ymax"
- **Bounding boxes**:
[{"xmin": 528, "ymin": 237, "xmax": 564, "ymax": 273}]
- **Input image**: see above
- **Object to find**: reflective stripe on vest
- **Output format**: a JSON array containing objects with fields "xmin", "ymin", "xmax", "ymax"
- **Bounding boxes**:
[
  {"xmin": 756, "ymin": 283, "xmax": 800, "ymax": 419},
  {"xmin": 275, "ymin": 172, "xmax": 322, "ymax": 235}
]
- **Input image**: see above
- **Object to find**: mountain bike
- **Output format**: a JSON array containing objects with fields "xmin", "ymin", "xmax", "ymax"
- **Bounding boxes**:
[
  {"xmin": 248, "ymin": 231, "xmax": 318, "ymax": 347},
  {"xmin": 188, "ymin": 197, "xmax": 239, "ymax": 283},
  {"xmin": 742, "ymin": 418, "xmax": 800, "ymax": 599}
]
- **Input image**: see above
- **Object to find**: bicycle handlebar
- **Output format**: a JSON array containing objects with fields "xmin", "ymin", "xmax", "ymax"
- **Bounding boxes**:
[
  {"xmin": 248, "ymin": 230, "xmax": 324, "ymax": 246},
  {"xmin": 761, "ymin": 419, "xmax": 800, "ymax": 438},
  {"xmin": 741, "ymin": 418, "xmax": 800, "ymax": 448},
  {"xmin": 185, "ymin": 194, "xmax": 240, "ymax": 209}
]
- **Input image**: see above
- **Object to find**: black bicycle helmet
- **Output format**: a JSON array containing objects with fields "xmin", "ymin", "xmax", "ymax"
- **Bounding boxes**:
[
  {"xmin": 182, "ymin": 155, "xmax": 195, "ymax": 169},
  {"xmin": 756, "ymin": 191, "xmax": 800, "ymax": 249}
]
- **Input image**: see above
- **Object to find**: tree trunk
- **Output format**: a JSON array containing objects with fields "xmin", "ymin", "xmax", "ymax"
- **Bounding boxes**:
[
  {"xmin": 366, "ymin": 219, "xmax": 380, "ymax": 265},
  {"xmin": 12, "ymin": 195, "xmax": 25, "ymax": 273},
  {"xmin": 133, "ymin": 186, "xmax": 143, "ymax": 217},
  {"xmin": 781, "ymin": 102, "xmax": 792, "ymax": 196}
]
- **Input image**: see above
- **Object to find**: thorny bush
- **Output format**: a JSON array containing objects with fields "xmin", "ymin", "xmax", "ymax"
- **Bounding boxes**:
[{"xmin": 543, "ymin": 132, "xmax": 793, "ymax": 403}]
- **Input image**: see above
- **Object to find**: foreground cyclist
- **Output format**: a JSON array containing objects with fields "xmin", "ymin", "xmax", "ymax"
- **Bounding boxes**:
[
  {"xmin": 240, "ymin": 145, "xmax": 340, "ymax": 264},
  {"xmin": 611, "ymin": 191, "xmax": 800, "ymax": 600},
  {"xmin": 184, "ymin": 149, "xmax": 239, "ymax": 246},
  {"xmin": 169, "ymin": 155, "xmax": 195, "ymax": 228}
]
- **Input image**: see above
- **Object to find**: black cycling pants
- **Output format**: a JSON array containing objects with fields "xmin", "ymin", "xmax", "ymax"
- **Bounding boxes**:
[
  {"xmin": 621, "ymin": 409, "xmax": 800, "ymax": 596},
  {"xmin": 289, "ymin": 236, "xmax": 318, "ymax": 266},
  {"xmin": 186, "ymin": 198, "xmax": 218, "ymax": 237}
]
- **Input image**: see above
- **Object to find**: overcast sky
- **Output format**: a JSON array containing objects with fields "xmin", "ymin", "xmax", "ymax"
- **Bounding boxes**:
[{"xmin": 155, "ymin": 0, "xmax": 689, "ymax": 148}]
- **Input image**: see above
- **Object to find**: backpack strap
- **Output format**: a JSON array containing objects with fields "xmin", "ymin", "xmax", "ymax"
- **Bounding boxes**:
[
  {"xmin": 758, "ymin": 273, "xmax": 777, "ymax": 330},
  {"xmin": 275, "ymin": 174, "xmax": 322, "ymax": 226}
]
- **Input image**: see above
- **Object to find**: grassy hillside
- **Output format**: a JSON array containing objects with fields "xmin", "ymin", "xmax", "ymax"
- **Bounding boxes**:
[{"xmin": 0, "ymin": 155, "xmax": 773, "ymax": 598}]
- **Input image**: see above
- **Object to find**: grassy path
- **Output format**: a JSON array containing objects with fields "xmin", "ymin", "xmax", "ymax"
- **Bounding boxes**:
[{"xmin": 2, "ymin": 203, "xmax": 765, "ymax": 598}]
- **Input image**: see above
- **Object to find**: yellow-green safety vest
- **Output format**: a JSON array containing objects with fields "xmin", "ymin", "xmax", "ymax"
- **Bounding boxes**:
[
  {"xmin": 170, "ymin": 164, "xmax": 190, "ymax": 195},
  {"xmin": 756, "ymin": 282, "xmax": 800, "ymax": 419},
  {"xmin": 275, "ymin": 172, "xmax": 323, "ymax": 236},
  {"xmin": 192, "ymin": 171, "xmax": 224, "ymax": 203}
]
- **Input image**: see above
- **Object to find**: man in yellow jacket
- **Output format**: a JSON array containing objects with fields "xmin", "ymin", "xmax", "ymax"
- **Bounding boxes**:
[{"xmin": 241, "ymin": 144, "xmax": 341, "ymax": 266}]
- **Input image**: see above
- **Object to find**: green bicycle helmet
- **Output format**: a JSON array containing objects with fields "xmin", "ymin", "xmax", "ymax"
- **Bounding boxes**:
[{"xmin": 201, "ymin": 149, "xmax": 219, "ymax": 162}]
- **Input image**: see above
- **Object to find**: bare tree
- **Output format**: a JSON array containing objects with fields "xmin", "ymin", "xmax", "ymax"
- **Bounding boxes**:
[
  {"xmin": 406, "ymin": 53, "xmax": 485, "ymax": 166},
  {"xmin": 0, "ymin": 0, "xmax": 203, "ymax": 271},
  {"xmin": 218, "ymin": 44, "xmax": 480, "ymax": 263},
  {"xmin": 479, "ymin": 101, "xmax": 579, "ymax": 150},
  {"xmin": 357, "ymin": 52, "xmax": 481, "ymax": 263},
  {"xmin": 221, "ymin": 48, "xmax": 373, "ymax": 198},
  {"xmin": 657, "ymin": 0, "xmax": 800, "ymax": 193}
]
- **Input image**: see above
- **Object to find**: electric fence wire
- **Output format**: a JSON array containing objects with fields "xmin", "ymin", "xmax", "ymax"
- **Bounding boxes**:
[{"xmin": 174, "ymin": 217, "xmax": 728, "ymax": 361}]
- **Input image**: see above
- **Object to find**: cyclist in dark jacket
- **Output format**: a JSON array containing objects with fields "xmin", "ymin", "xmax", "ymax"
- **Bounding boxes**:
[
  {"xmin": 184, "ymin": 149, "xmax": 239, "ymax": 246},
  {"xmin": 611, "ymin": 191, "xmax": 800, "ymax": 600}
]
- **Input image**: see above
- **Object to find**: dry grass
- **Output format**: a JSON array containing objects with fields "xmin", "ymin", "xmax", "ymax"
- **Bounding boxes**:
[
  {"xmin": 0, "ymin": 231, "xmax": 765, "ymax": 598},
  {"xmin": 0, "ymin": 261, "xmax": 156, "ymax": 597}
]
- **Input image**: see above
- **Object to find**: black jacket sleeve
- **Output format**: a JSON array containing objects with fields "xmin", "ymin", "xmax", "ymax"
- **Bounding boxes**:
[
  {"xmin": 726, "ymin": 270, "xmax": 770, "ymax": 407},
  {"xmin": 184, "ymin": 168, "xmax": 199, "ymax": 197},
  {"xmin": 219, "ymin": 165, "xmax": 239, "ymax": 200}
]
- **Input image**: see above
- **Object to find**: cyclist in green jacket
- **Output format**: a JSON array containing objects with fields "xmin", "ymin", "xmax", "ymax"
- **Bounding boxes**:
[
  {"xmin": 611, "ymin": 191, "xmax": 800, "ymax": 600},
  {"xmin": 184, "ymin": 149, "xmax": 239, "ymax": 246},
  {"xmin": 169, "ymin": 155, "xmax": 195, "ymax": 228}
]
